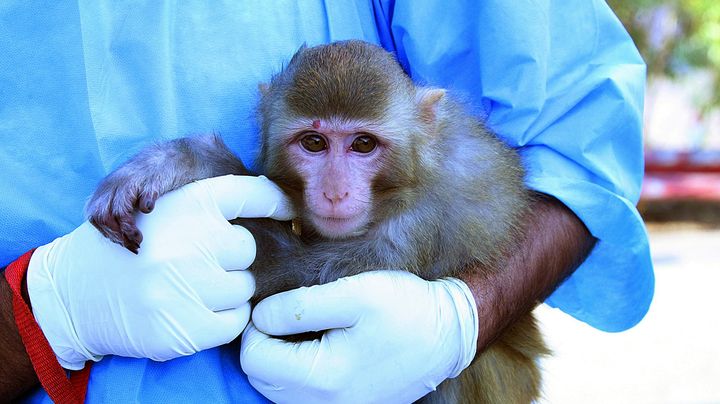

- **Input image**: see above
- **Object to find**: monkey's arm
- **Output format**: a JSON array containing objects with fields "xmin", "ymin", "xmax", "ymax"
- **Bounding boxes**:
[
  {"xmin": 0, "ymin": 271, "xmax": 39, "ymax": 400},
  {"xmin": 463, "ymin": 193, "xmax": 596, "ymax": 352},
  {"xmin": 86, "ymin": 135, "xmax": 248, "ymax": 252}
]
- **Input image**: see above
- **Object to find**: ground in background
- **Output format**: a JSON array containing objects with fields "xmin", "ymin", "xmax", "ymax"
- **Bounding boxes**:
[{"xmin": 537, "ymin": 220, "xmax": 720, "ymax": 404}]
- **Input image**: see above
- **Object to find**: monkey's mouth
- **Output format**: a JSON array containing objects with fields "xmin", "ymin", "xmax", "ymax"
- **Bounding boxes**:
[{"xmin": 309, "ymin": 213, "xmax": 368, "ymax": 238}]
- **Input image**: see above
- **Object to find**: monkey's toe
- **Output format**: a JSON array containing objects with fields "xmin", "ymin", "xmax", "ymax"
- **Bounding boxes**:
[
  {"xmin": 90, "ymin": 214, "xmax": 128, "ymax": 249},
  {"xmin": 137, "ymin": 190, "xmax": 158, "ymax": 214},
  {"xmin": 118, "ymin": 215, "xmax": 144, "ymax": 253}
]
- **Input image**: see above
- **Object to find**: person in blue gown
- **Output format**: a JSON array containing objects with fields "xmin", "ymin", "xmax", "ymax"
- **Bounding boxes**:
[{"xmin": 0, "ymin": 1, "xmax": 653, "ymax": 402}]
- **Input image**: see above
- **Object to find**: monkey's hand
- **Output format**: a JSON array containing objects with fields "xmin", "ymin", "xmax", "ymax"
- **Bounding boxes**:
[
  {"xmin": 85, "ymin": 162, "xmax": 169, "ymax": 253},
  {"xmin": 240, "ymin": 271, "xmax": 479, "ymax": 404},
  {"xmin": 86, "ymin": 135, "xmax": 250, "ymax": 253},
  {"xmin": 28, "ymin": 175, "xmax": 294, "ymax": 370}
]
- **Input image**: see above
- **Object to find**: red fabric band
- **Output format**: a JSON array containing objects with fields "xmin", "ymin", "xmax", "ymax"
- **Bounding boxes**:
[{"xmin": 5, "ymin": 250, "xmax": 91, "ymax": 404}]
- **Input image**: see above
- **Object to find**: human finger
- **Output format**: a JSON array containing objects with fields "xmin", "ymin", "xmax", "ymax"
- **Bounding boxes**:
[
  {"xmin": 193, "ymin": 304, "xmax": 253, "ymax": 351},
  {"xmin": 201, "ymin": 175, "xmax": 295, "ymax": 221},
  {"xmin": 195, "ymin": 269, "xmax": 256, "ymax": 311},
  {"xmin": 212, "ymin": 224, "xmax": 257, "ymax": 270},
  {"xmin": 240, "ymin": 322, "xmax": 321, "ymax": 386},
  {"xmin": 251, "ymin": 279, "xmax": 364, "ymax": 336}
]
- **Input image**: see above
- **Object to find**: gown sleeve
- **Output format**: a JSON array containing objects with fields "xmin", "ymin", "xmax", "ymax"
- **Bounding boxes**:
[{"xmin": 373, "ymin": 0, "xmax": 654, "ymax": 331}]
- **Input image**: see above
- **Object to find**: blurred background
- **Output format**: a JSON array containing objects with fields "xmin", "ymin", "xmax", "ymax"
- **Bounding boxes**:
[{"xmin": 537, "ymin": 1, "xmax": 720, "ymax": 403}]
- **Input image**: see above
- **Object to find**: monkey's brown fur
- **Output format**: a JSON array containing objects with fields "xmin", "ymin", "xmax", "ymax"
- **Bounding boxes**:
[{"xmin": 88, "ymin": 40, "xmax": 549, "ymax": 403}]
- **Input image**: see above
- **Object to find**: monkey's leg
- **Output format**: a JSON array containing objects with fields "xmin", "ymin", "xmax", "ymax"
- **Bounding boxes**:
[
  {"xmin": 86, "ymin": 134, "xmax": 248, "ymax": 252},
  {"xmin": 418, "ymin": 313, "xmax": 548, "ymax": 404}
]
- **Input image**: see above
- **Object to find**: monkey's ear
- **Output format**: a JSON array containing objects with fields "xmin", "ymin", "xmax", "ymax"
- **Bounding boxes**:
[
  {"xmin": 258, "ymin": 83, "xmax": 270, "ymax": 96},
  {"xmin": 417, "ymin": 88, "xmax": 446, "ymax": 124}
]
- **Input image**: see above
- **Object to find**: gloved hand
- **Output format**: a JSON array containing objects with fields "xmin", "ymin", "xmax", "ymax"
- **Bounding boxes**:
[
  {"xmin": 27, "ymin": 175, "xmax": 293, "ymax": 370},
  {"xmin": 240, "ymin": 270, "xmax": 479, "ymax": 404}
]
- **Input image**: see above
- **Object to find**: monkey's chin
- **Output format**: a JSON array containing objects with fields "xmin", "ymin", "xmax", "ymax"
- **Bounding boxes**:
[{"xmin": 309, "ymin": 213, "xmax": 368, "ymax": 239}]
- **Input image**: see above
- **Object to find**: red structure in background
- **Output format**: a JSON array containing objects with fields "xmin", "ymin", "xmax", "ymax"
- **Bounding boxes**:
[{"xmin": 642, "ymin": 150, "xmax": 720, "ymax": 200}]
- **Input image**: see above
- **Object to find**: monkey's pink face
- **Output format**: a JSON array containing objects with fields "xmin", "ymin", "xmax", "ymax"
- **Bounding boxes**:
[{"xmin": 287, "ymin": 119, "xmax": 384, "ymax": 239}]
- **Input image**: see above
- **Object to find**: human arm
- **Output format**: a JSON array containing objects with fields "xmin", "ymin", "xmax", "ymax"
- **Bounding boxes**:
[
  {"xmin": 0, "ymin": 175, "xmax": 292, "ymax": 401},
  {"xmin": 0, "ymin": 272, "xmax": 38, "ymax": 399},
  {"xmin": 466, "ymin": 193, "xmax": 596, "ymax": 352},
  {"xmin": 1, "ymin": 195, "xmax": 589, "ymax": 402}
]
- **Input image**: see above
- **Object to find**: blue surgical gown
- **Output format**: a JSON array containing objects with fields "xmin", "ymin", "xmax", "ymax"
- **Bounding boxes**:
[{"xmin": 0, "ymin": 1, "xmax": 653, "ymax": 402}]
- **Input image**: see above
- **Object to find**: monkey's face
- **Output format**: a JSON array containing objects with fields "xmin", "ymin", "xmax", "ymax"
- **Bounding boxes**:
[
  {"xmin": 284, "ymin": 117, "xmax": 385, "ymax": 239},
  {"xmin": 257, "ymin": 41, "xmax": 442, "ymax": 239}
]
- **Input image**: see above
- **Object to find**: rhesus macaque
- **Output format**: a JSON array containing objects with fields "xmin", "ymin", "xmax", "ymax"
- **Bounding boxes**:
[{"xmin": 87, "ymin": 40, "xmax": 548, "ymax": 403}]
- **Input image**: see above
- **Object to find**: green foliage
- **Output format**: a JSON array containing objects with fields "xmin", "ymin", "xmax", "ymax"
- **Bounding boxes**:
[
  {"xmin": 607, "ymin": 0, "xmax": 720, "ymax": 106},
  {"xmin": 684, "ymin": 0, "xmax": 720, "ymax": 69}
]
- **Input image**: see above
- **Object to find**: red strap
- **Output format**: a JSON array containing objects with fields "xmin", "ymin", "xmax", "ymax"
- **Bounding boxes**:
[{"xmin": 5, "ymin": 250, "xmax": 91, "ymax": 404}]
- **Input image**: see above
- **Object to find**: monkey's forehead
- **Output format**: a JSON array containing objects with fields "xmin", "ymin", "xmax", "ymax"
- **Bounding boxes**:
[{"xmin": 277, "ymin": 41, "xmax": 413, "ymax": 120}]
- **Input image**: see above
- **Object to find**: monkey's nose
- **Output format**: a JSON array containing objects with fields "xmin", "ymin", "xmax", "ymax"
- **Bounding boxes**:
[{"xmin": 324, "ymin": 191, "xmax": 349, "ymax": 205}]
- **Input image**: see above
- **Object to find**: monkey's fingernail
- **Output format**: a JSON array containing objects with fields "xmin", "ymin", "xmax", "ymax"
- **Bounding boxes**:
[
  {"xmin": 123, "ymin": 240, "xmax": 140, "ymax": 254},
  {"xmin": 142, "ymin": 192, "xmax": 158, "ymax": 212}
]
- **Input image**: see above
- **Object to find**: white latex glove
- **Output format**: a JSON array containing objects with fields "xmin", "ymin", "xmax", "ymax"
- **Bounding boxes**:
[
  {"xmin": 27, "ymin": 175, "xmax": 293, "ymax": 370},
  {"xmin": 240, "ymin": 270, "xmax": 479, "ymax": 404}
]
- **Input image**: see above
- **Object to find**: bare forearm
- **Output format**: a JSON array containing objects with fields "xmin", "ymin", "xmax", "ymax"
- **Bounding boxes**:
[
  {"xmin": 0, "ymin": 270, "xmax": 39, "ymax": 399},
  {"xmin": 462, "ymin": 193, "xmax": 597, "ymax": 352}
]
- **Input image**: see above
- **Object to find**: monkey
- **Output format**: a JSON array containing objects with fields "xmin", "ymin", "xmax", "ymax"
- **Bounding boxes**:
[{"xmin": 86, "ymin": 40, "xmax": 549, "ymax": 404}]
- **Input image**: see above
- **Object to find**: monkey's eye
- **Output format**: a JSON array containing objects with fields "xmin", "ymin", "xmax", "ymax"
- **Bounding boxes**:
[
  {"xmin": 299, "ymin": 133, "xmax": 327, "ymax": 152},
  {"xmin": 351, "ymin": 134, "xmax": 377, "ymax": 154}
]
